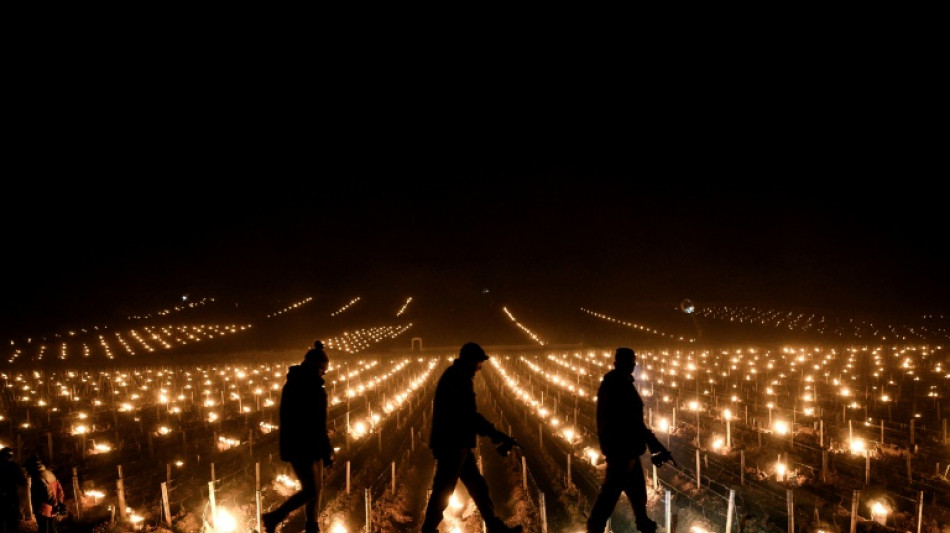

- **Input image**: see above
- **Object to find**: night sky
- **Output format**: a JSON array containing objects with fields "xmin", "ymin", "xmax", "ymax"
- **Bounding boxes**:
[
  {"xmin": 7, "ymin": 28, "xmax": 945, "ymax": 344},
  {"xmin": 3, "ymin": 152, "xmax": 946, "ymax": 343}
]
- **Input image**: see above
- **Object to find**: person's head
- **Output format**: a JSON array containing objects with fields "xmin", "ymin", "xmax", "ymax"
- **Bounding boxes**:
[
  {"xmin": 458, "ymin": 342, "xmax": 489, "ymax": 373},
  {"xmin": 0, "ymin": 447, "xmax": 13, "ymax": 461},
  {"xmin": 24, "ymin": 454, "xmax": 44, "ymax": 474},
  {"xmin": 614, "ymin": 347, "xmax": 636, "ymax": 374},
  {"xmin": 304, "ymin": 340, "xmax": 330, "ymax": 375}
]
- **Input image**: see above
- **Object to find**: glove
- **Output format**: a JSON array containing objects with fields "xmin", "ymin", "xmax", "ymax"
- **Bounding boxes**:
[
  {"xmin": 489, "ymin": 430, "xmax": 508, "ymax": 444},
  {"xmin": 496, "ymin": 436, "xmax": 520, "ymax": 457},
  {"xmin": 650, "ymin": 446, "xmax": 676, "ymax": 468}
]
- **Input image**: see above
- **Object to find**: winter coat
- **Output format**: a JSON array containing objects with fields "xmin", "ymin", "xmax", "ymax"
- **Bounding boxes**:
[
  {"xmin": 428, "ymin": 359, "xmax": 499, "ymax": 455},
  {"xmin": 596, "ymin": 368, "xmax": 663, "ymax": 459},
  {"xmin": 278, "ymin": 363, "xmax": 331, "ymax": 462},
  {"xmin": 0, "ymin": 458, "xmax": 26, "ymax": 507},
  {"xmin": 29, "ymin": 468, "xmax": 64, "ymax": 518}
]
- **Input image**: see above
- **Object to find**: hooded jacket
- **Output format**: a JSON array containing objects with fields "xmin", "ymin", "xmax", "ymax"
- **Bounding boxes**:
[
  {"xmin": 29, "ymin": 467, "xmax": 64, "ymax": 517},
  {"xmin": 596, "ymin": 368, "xmax": 663, "ymax": 459},
  {"xmin": 278, "ymin": 362, "xmax": 331, "ymax": 462},
  {"xmin": 428, "ymin": 358, "xmax": 499, "ymax": 454}
]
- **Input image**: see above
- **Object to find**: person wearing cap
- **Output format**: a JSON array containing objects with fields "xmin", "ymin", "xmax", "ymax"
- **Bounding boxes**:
[
  {"xmin": 421, "ymin": 342, "xmax": 522, "ymax": 533},
  {"xmin": 586, "ymin": 347, "xmax": 673, "ymax": 533},
  {"xmin": 24, "ymin": 455, "xmax": 65, "ymax": 533},
  {"xmin": 262, "ymin": 340, "xmax": 334, "ymax": 533},
  {"xmin": 0, "ymin": 447, "xmax": 26, "ymax": 533}
]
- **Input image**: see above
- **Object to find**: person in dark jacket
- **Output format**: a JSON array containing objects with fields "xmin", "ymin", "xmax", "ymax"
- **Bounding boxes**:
[
  {"xmin": 421, "ymin": 342, "xmax": 522, "ymax": 533},
  {"xmin": 587, "ymin": 347, "xmax": 673, "ymax": 533},
  {"xmin": 263, "ymin": 341, "xmax": 334, "ymax": 533},
  {"xmin": 24, "ymin": 455, "xmax": 64, "ymax": 533},
  {"xmin": 0, "ymin": 447, "xmax": 26, "ymax": 533}
]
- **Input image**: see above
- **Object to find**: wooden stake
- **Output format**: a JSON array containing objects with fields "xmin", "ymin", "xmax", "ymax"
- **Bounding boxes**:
[
  {"xmin": 522, "ymin": 456, "xmax": 527, "ymax": 491},
  {"xmin": 821, "ymin": 451, "xmax": 828, "ymax": 484},
  {"xmin": 161, "ymin": 482, "xmax": 172, "ymax": 526},
  {"xmin": 72, "ymin": 467, "xmax": 82, "ymax": 518},
  {"xmin": 117, "ymin": 465, "xmax": 127, "ymax": 522},
  {"xmin": 539, "ymin": 492, "xmax": 547, "ymax": 533},
  {"xmin": 726, "ymin": 489, "xmax": 735, "ymax": 533},
  {"xmin": 850, "ymin": 490, "xmax": 860, "ymax": 533},
  {"xmin": 665, "ymin": 490, "xmax": 672, "ymax": 533},
  {"xmin": 365, "ymin": 488, "xmax": 371, "ymax": 533},
  {"xmin": 208, "ymin": 481, "xmax": 216, "ymax": 530},
  {"xmin": 787, "ymin": 489, "xmax": 794, "ymax": 533},
  {"xmin": 696, "ymin": 449, "xmax": 701, "ymax": 489},
  {"xmin": 740, "ymin": 450, "xmax": 746, "ymax": 486},
  {"xmin": 256, "ymin": 462, "xmax": 262, "ymax": 533}
]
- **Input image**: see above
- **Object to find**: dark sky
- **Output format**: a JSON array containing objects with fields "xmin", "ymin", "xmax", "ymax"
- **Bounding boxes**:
[
  {"xmin": 4, "ymin": 55, "xmax": 946, "ymax": 341},
  {"xmin": 3, "ymin": 158, "xmax": 947, "ymax": 342}
]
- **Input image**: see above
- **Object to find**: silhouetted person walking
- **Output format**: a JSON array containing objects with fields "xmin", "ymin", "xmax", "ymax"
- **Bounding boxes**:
[
  {"xmin": 24, "ymin": 455, "xmax": 64, "ymax": 533},
  {"xmin": 0, "ymin": 447, "xmax": 26, "ymax": 533},
  {"xmin": 587, "ymin": 347, "xmax": 674, "ymax": 533},
  {"xmin": 263, "ymin": 341, "xmax": 334, "ymax": 533},
  {"xmin": 422, "ymin": 342, "xmax": 522, "ymax": 533}
]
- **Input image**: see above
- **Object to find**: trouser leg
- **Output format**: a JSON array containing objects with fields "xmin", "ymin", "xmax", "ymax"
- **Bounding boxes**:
[
  {"xmin": 458, "ymin": 450, "xmax": 502, "ymax": 528},
  {"xmin": 300, "ymin": 462, "xmax": 323, "ymax": 531},
  {"xmin": 268, "ymin": 460, "xmax": 320, "ymax": 525},
  {"xmin": 586, "ymin": 458, "xmax": 627, "ymax": 533},
  {"xmin": 622, "ymin": 458, "xmax": 656, "ymax": 533},
  {"xmin": 37, "ymin": 515, "xmax": 57, "ymax": 533},
  {"xmin": 422, "ymin": 449, "xmax": 466, "ymax": 533},
  {"xmin": 1, "ymin": 506, "xmax": 19, "ymax": 533}
]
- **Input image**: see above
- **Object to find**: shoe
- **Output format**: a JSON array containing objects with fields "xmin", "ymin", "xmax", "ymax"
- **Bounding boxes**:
[
  {"xmin": 488, "ymin": 520, "xmax": 523, "ymax": 533},
  {"xmin": 261, "ymin": 512, "xmax": 281, "ymax": 533},
  {"xmin": 637, "ymin": 518, "xmax": 658, "ymax": 533}
]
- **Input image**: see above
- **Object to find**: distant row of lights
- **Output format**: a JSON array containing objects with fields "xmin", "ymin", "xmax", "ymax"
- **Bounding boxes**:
[
  {"xmin": 396, "ymin": 297, "xmax": 412, "ymax": 317},
  {"xmin": 128, "ymin": 297, "xmax": 214, "ymax": 320},
  {"xmin": 331, "ymin": 297, "xmax": 361, "ymax": 317},
  {"xmin": 502, "ymin": 307, "xmax": 545, "ymax": 346},
  {"xmin": 695, "ymin": 305, "xmax": 946, "ymax": 341},
  {"xmin": 11, "ymin": 324, "xmax": 252, "ymax": 363},
  {"xmin": 323, "ymin": 324, "xmax": 413, "ymax": 354},
  {"xmin": 266, "ymin": 297, "xmax": 313, "ymax": 318},
  {"xmin": 581, "ymin": 308, "xmax": 695, "ymax": 342},
  {"xmin": 7, "ymin": 297, "xmax": 216, "ymax": 362}
]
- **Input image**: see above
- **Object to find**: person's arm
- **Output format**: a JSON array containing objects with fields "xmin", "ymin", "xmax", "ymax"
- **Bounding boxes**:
[
  {"xmin": 634, "ymin": 389, "xmax": 674, "ymax": 465},
  {"xmin": 55, "ymin": 478, "xmax": 65, "ymax": 504},
  {"xmin": 465, "ymin": 380, "xmax": 508, "ymax": 442},
  {"xmin": 317, "ymin": 389, "xmax": 333, "ymax": 466}
]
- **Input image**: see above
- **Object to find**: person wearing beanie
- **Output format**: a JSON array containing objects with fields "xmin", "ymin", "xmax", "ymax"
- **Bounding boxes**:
[
  {"xmin": 421, "ymin": 342, "xmax": 522, "ymax": 533},
  {"xmin": 0, "ymin": 447, "xmax": 26, "ymax": 533},
  {"xmin": 263, "ymin": 340, "xmax": 334, "ymax": 533},
  {"xmin": 586, "ymin": 347, "xmax": 674, "ymax": 533}
]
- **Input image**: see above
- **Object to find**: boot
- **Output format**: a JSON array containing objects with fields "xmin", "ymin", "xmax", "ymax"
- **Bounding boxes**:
[
  {"xmin": 487, "ymin": 518, "xmax": 523, "ymax": 533},
  {"xmin": 637, "ymin": 517, "xmax": 658, "ymax": 533},
  {"xmin": 261, "ymin": 511, "xmax": 281, "ymax": 533}
]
